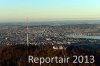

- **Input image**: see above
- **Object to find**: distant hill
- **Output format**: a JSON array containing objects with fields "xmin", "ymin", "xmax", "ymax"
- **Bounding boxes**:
[{"xmin": 0, "ymin": 20, "xmax": 100, "ymax": 26}]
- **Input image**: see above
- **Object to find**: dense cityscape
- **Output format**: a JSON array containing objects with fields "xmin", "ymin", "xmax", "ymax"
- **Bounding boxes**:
[{"xmin": 0, "ymin": 24, "xmax": 100, "ymax": 46}]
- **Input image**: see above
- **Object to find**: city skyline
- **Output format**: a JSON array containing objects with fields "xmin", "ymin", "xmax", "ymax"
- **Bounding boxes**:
[{"xmin": 0, "ymin": 0, "xmax": 100, "ymax": 22}]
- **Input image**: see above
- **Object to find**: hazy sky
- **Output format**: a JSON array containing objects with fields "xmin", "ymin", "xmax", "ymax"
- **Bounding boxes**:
[{"xmin": 0, "ymin": 0, "xmax": 100, "ymax": 22}]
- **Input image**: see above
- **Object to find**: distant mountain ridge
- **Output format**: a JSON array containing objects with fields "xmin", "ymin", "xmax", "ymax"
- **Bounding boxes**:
[{"xmin": 0, "ymin": 20, "xmax": 100, "ymax": 26}]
